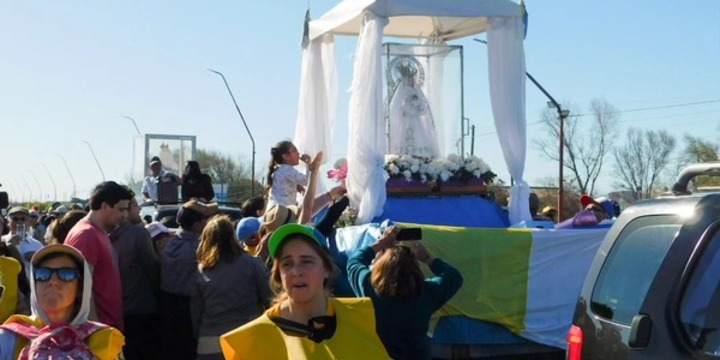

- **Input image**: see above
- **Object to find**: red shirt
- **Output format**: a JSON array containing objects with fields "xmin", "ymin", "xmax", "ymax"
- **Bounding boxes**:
[{"xmin": 66, "ymin": 218, "xmax": 124, "ymax": 330}]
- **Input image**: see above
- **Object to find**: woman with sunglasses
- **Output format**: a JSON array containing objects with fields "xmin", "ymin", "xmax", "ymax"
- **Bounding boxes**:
[{"xmin": 0, "ymin": 244, "xmax": 124, "ymax": 359}]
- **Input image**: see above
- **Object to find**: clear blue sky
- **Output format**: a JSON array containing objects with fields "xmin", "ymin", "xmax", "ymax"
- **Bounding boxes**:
[{"xmin": 1, "ymin": 1, "xmax": 719, "ymax": 202}]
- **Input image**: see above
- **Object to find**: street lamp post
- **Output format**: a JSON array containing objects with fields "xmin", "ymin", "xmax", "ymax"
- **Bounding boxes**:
[
  {"xmin": 13, "ymin": 180, "xmax": 26, "ymax": 203},
  {"xmin": 21, "ymin": 175, "xmax": 34, "ymax": 202},
  {"xmin": 42, "ymin": 163, "xmax": 58, "ymax": 201},
  {"xmin": 472, "ymin": 38, "xmax": 569, "ymax": 221},
  {"xmin": 58, "ymin": 155, "xmax": 77, "ymax": 200},
  {"xmin": 122, "ymin": 115, "xmax": 142, "ymax": 135},
  {"xmin": 81, "ymin": 140, "xmax": 106, "ymax": 181},
  {"xmin": 208, "ymin": 69, "xmax": 256, "ymax": 197},
  {"xmin": 122, "ymin": 115, "xmax": 142, "ymax": 192},
  {"xmin": 29, "ymin": 170, "xmax": 43, "ymax": 202}
]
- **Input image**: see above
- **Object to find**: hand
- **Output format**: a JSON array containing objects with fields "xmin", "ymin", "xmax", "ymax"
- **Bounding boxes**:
[
  {"xmin": 309, "ymin": 151, "xmax": 324, "ymax": 172},
  {"xmin": 255, "ymin": 232, "xmax": 272, "ymax": 261},
  {"xmin": 409, "ymin": 242, "xmax": 434, "ymax": 265},
  {"xmin": 371, "ymin": 226, "xmax": 398, "ymax": 253},
  {"xmin": 329, "ymin": 186, "xmax": 347, "ymax": 200},
  {"xmin": 300, "ymin": 154, "xmax": 311, "ymax": 164},
  {"xmin": 7, "ymin": 234, "xmax": 21, "ymax": 246}
]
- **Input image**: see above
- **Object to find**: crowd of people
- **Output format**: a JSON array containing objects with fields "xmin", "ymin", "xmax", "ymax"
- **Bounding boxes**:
[{"xmin": 0, "ymin": 140, "xmax": 464, "ymax": 359}]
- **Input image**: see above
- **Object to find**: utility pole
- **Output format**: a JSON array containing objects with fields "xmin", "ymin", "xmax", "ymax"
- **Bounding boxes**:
[
  {"xmin": 473, "ymin": 38, "xmax": 569, "ymax": 221},
  {"xmin": 470, "ymin": 125, "xmax": 476, "ymax": 156}
]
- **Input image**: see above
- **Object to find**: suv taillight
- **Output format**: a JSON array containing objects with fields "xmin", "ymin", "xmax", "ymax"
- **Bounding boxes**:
[{"xmin": 567, "ymin": 325, "xmax": 583, "ymax": 360}]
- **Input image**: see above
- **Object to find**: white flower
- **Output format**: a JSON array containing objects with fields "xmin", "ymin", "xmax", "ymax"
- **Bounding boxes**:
[
  {"xmin": 440, "ymin": 170, "xmax": 452, "ymax": 182},
  {"xmin": 385, "ymin": 153, "xmax": 493, "ymax": 182},
  {"xmin": 426, "ymin": 160, "xmax": 442, "ymax": 178},
  {"xmin": 402, "ymin": 170, "xmax": 412, "ymax": 181},
  {"xmin": 388, "ymin": 164, "xmax": 400, "ymax": 175}
]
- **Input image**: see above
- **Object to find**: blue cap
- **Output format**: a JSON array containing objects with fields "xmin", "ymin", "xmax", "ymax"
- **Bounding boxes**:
[{"xmin": 236, "ymin": 217, "xmax": 261, "ymax": 243}]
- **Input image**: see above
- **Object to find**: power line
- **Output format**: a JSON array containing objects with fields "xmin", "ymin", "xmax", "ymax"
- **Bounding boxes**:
[
  {"xmin": 571, "ymin": 99, "xmax": 720, "ymax": 118},
  {"xmin": 471, "ymin": 109, "xmax": 720, "ymax": 139},
  {"xmin": 472, "ymin": 99, "xmax": 719, "ymax": 132}
]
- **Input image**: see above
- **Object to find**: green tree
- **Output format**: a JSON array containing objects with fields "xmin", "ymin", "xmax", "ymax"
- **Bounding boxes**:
[
  {"xmin": 196, "ymin": 149, "xmax": 260, "ymax": 204},
  {"xmin": 681, "ymin": 135, "xmax": 720, "ymax": 187},
  {"xmin": 683, "ymin": 135, "xmax": 719, "ymax": 163}
]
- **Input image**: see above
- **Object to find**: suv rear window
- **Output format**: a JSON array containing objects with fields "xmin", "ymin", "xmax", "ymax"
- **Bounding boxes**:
[{"xmin": 591, "ymin": 215, "xmax": 682, "ymax": 324}]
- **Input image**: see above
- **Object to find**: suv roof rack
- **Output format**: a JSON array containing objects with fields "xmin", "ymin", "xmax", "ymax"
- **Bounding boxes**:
[{"xmin": 671, "ymin": 162, "xmax": 720, "ymax": 195}]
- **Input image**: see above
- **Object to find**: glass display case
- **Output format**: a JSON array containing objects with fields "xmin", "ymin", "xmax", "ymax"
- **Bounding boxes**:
[{"xmin": 383, "ymin": 43, "xmax": 465, "ymax": 158}]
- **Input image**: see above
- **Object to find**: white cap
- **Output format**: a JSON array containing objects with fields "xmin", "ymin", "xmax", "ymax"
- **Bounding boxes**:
[
  {"xmin": 145, "ymin": 222, "xmax": 172, "ymax": 238},
  {"xmin": 53, "ymin": 205, "xmax": 69, "ymax": 215}
]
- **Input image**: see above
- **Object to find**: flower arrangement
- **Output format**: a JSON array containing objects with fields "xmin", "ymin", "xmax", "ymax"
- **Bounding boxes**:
[
  {"xmin": 384, "ymin": 154, "xmax": 496, "ymax": 184},
  {"xmin": 327, "ymin": 158, "xmax": 348, "ymax": 187}
]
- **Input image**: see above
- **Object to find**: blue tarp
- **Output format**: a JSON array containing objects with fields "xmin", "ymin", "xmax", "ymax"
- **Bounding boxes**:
[{"xmin": 374, "ymin": 196, "xmax": 510, "ymax": 228}]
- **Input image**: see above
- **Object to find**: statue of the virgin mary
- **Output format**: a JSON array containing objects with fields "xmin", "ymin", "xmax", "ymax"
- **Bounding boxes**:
[{"xmin": 388, "ymin": 57, "xmax": 440, "ymax": 158}]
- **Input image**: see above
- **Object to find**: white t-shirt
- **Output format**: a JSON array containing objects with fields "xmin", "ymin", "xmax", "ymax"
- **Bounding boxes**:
[
  {"xmin": 266, "ymin": 165, "xmax": 308, "ymax": 208},
  {"xmin": 142, "ymin": 169, "xmax": 173, "ymax": 201},
  {"xmin": 1, "ymin": 233, "xmax": 44, "ymax": 279}
]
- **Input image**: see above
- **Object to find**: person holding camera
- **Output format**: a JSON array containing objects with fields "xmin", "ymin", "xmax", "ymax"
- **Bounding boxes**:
[
  {"xmin": 347, "ymin": 226, "xmax": 464, "ymax": 360},
  {"xmin": 1, "ymin": 207, "xmax": 44, "ymax": 280}
]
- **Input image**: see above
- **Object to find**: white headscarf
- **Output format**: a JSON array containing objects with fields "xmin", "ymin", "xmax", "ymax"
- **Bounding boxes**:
[{"xmin": 28, "ymin": 244, "xmax": 93, "ymax": 326}]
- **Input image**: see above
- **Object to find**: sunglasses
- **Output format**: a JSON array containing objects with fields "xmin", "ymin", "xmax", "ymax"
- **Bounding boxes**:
[
  {"xmin": 11, "ymin": 217, "xmax": 27, "ymax": 222},
  {"xmin": 34, "ymin": 267, "xmax": 80, "ymax": 282}
]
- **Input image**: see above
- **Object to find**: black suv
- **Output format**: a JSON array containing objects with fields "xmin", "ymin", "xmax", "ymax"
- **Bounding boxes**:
[{"xmin": 569, "ymin": 163, "xmax": 720, "ymax": 359}]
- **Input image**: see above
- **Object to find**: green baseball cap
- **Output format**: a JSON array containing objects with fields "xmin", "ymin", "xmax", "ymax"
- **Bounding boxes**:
[{"xmin": 269, "ymin": 224, "xmax": 327, "ymax": 258}]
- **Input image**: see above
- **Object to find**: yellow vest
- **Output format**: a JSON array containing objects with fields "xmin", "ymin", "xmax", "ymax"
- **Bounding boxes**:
[
  {"xmin": 0, "ymin": 257, "xmax": 21, "ymax": 322},
  {"xmin": 3, "ymin": 315, "xmax": 125, "ymax": 360},
  {"xmin": 220, "ymin": 297, "xmax": 390, "ymax": 360}
]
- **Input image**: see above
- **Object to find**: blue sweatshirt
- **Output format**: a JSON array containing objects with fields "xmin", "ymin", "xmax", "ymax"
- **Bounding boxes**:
[{"xmin": 347, "ymin": 246, "xmax": 463, "ymax": 360}]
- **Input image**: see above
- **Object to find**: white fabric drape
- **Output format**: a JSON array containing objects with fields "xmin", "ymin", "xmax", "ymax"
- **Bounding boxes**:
[
  {"xmin": 294, "ymin": 34, "xmax": 337, "ymax": 162},
  {"xmin": 424, "ymin": 42, "xmax": 448, "ymax": 156},
  {"xmin": 487, "ymin": 16, "xmax": 530, "ymax": 225},
  {"xmin": 346, "ymin": 12, "xmax": 389, "ymax": 224}
]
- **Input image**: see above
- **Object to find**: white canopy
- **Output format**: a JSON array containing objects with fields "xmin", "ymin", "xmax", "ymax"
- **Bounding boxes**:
[
  {"xmin": 310, "ymin": 0, "xmax": 522, "ymax": 41},
  {"xmin": 294, "ymin": 0, "xmax": 532, "ymax": 225}
]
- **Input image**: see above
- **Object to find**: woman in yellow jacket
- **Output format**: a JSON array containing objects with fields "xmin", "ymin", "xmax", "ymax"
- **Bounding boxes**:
[
  {"xmin": 220, "ymin": 224, "xmax": 389, "ymax": 359},
  {"xmin": 0, "ymin": 244, "xmax": 124, "ymax": 359}
]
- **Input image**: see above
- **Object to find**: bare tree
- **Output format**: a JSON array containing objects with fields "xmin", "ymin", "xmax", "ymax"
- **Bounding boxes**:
[
  {"xmin": 534, "ymin": 98, "xmax": 619, "ymax": 196},
  {"xmin": 533, "ymin": 176, "xmax": 582, "ymax": 221},
  {"xmin": 613, "ymin": 128, "xmax": 676, "ymax": 200}
]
